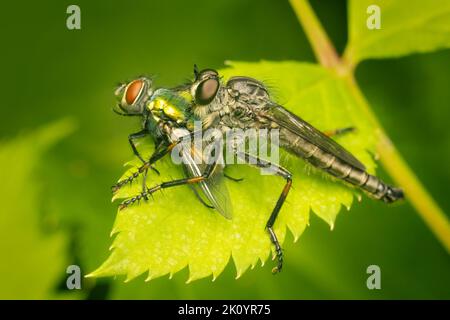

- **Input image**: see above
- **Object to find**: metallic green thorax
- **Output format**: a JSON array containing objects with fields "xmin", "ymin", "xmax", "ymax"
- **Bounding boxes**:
[{"xmin": 146, "ymin": 88, "xmax": 198, "ymax": 132}]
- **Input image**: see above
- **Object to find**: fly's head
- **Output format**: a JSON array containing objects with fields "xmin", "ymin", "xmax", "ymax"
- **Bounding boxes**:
[
  {"xmin": 114, "ymin": 77, "xmax": 153, "ymax": 116},
  {"xmin": 189, "ymin": 66, "xmax": 228, "ymax": 128},
  {"xmin": 191, "ymin": 67, "xmax": 220, "ymax": 106}
]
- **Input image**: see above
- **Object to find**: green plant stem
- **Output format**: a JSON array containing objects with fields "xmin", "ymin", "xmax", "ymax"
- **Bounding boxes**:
[
  {"xmin": 289, "ymin": 0, "xmax": 341, "ymax": 69},
  {"xmin": 346, "ymin": 76, "xmax": 450, "ymax": 252},
  {"xmin": 289, "ymin": 0, "xmax": 450, "ymax": 253}
]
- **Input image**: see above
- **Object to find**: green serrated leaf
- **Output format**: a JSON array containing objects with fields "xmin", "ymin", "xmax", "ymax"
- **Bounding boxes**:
[
  {"xmin": 89, "ymin": 61, "xmax": 377, "ymax": 282},
  {"xmin": 347, "ymin": 0, "xmax": 450, "ymax": 64},
  {"xmin": 0, "ymin": 119, "xmax": 76, "ymax": 299}
]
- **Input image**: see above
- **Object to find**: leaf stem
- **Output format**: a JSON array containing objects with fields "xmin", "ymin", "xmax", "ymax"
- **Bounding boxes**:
[
  {"xmin": 289, "ymin": 0, "xmax": 450, "ymax": 252},
  {"xmin": 289, "ymin": 0, "xmax": 341, "ymax": 69}
]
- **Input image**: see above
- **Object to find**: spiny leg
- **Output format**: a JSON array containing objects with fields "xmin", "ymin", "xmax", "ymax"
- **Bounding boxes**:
[
  {"xmin": 323, "ymin": 126, "xmax": 355, "ymax": 137},
  {"xmin": 112, "ymin": 141, "xmax": 176, "ymax": 193},
  {"xmin": 141, "ymin": 168, "xmax": 149, "ymax": 201},
  {"xmin": 128, "ymin": 129, "xmax": 149, "ymax": 163},
  {"xmin": 113, "ymin": 130, "xmax": 203, "ymax": 193},
  {"xmin": 129, "ymin": 129, "xmax": 160, "ymax": 179},
  {"xmin": 112, "ymin": 129, "xmax": 158, "ymax": 193},
  {"xmin": 236, "ymin": 151, "xmax": 292, "ymax": 274},
  {"xmin": 119, "ymin": 162, "xmax": 217, "ymax": 210}
]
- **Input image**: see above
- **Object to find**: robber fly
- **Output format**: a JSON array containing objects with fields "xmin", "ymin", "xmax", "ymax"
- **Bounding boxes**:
[{"xmin": 112, "ymin": 66, "xmax": 404, "ymax": 274}]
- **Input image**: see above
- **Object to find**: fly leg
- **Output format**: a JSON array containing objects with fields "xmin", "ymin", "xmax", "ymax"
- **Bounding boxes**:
[
  {"xmin": 129, "ymin": 129, "xmax": 161, "ymax": 177},
  {"xmin": 119, "ymin": 162, "xmax": 217, "ymax": 210},
  {"xmin": 128, "ymin": 129, "xmax": 160, "ymax": 197},
  {"xmin": 235, "ymin": 151, "xmax": 292, "ymax": 274},
  {"xmin": 112, "ymin": 141, "xmax": 177, "ymax": 193},
  {"xmin": 112, "ymin": 129, "xmax": 159, "ymax": 192},
  {"xmin": 323, "ymin": 126, "xmax": 355, "ymax": 137},
  {"xmin": 113, "ymin": 130, "xmax": 203, "ymax": 193},
  {"xmin": 128, "ymin": 129, "xmax": 149, "ymax": 163}
]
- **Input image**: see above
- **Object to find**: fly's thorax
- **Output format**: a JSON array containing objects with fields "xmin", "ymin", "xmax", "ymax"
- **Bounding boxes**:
[
  {"xmin": 146, "ymin": 89, "xmax": 188, "ymax": 125},
  {"xmin": 216, "ymin": 89, "xmax": 276, "ymax": 132},
  {"xmin": 226, "ymin": 76, "xmax": 270, "ymax": 100},
  {"xmin": 223, "ymin": 76, "xmax": 272, "ymax": 125},
  {"xmin": 190, "ymin": 71, "xmax": 273, "ymax": 130}
]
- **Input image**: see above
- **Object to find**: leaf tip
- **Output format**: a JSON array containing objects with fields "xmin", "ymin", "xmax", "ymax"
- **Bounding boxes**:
[
  {"xmin": 145, "ymin": 274, "xmax": 153, "ymax": 282},
  {"xmin": 112, "ymin": 193, "xmax": 122, "ymax": 202},
  {"xmin": 124, "ymin": 276, "xmax": 133, "ymax": 283}
]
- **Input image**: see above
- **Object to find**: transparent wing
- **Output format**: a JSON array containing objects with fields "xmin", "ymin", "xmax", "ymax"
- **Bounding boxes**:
[
  {"xmin": 179, "ymin": 137, "xmax": 233, "ymax": 219},
  {"xmin": 263, "ymin": 102, "xmax": 366, "ymax": 171}
]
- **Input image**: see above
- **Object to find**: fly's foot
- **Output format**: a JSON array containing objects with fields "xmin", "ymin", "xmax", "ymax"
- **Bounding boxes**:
[
  {"xmin": 118, "ymin": 185, "xmax": 161, "ymax": 210},
  {"xmin": 112, "ymin": 162, "xmax": 156, "ymax": 194},
  {"xmin": 112, "ymin": 172, "xmax": 139, "ymax": 193},
  {"xmin": 271, "ymin": 248, "xmax": 283, "ymax": 274},
  {"xmin": 119, "ymin": 190, "xmax": 149, "ymax": 210},
  {"xmin": 267, "ymin": 227, "xmax": 283, "ymax": 274}
]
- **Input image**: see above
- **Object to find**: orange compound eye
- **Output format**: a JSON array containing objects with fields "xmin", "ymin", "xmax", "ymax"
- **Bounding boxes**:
[{"xmin": 125, "ymin": 79, "xmax": 144, "ymax": 105}]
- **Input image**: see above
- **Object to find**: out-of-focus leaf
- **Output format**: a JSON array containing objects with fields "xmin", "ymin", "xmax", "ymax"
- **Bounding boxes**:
[
  {"xmin": 0, "ymin": 119, "xmax": 75, "ymax": 299},
  {"xmin": 89, "ymin": 60, "xmax": 378, "ymax": 282},
  {"xmin": 347, "ymin": 0, "xmax": 450, "ymax": 64}
]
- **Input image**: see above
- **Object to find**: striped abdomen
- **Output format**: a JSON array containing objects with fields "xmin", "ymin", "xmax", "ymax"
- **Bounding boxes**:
[{"xmin": 281, "ymin": 132, "xmax": 403, "ymax": 203}]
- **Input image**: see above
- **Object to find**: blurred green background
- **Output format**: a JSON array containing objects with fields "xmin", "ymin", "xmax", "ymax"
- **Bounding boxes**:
[{"xmin": 0, "ymin": 0, "xmax": 449, "ymax": 299}]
